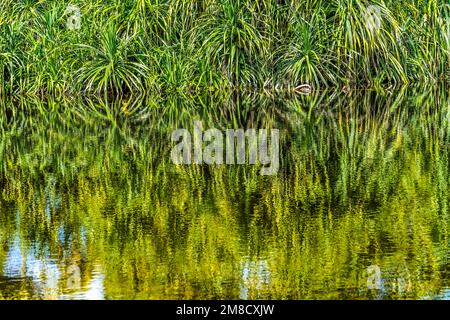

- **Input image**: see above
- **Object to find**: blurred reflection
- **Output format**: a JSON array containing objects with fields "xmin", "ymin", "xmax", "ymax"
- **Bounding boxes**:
[{"xmin": 0, "ymin": 87, "xmax": 450, "ymax": 299}]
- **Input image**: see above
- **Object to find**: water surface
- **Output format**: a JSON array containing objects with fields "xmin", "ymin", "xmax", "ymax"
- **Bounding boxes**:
[{"xmin": 1, "ymin": 88, "xmax": 450, "ymax": 299}]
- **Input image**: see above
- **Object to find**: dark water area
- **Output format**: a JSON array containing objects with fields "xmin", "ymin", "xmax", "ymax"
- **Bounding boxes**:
[{"xmin": 1, "ymin": 88, "xmax": 450, "ymax": 299}]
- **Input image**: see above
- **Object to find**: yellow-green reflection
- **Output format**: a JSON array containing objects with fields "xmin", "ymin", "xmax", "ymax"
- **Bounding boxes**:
[{"xmin": 0, "ymin": 88, "xmax": 450, "ymax": 299}]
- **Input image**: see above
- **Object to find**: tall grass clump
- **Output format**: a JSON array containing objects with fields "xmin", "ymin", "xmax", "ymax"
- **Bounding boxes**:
[{"xmin": 0, "ymin": 0, "xmax": 449, "ymax": 95}]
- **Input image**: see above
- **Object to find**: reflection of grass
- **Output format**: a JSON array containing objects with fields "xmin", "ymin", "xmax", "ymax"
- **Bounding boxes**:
[
  {"xmin": 0, "ymin": 1, "xmax": 449, "ymax": 94},
  {"xmin": 0, "ymin": 89, "xmax": 450, "ymax": 299}
]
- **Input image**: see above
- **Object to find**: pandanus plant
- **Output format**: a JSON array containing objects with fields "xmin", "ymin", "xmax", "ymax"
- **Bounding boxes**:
[
  {"xmin": 76, "ymin": 23, "xmax": 150, "ymax": 94},
  {"xmin": 192, "ymin": 0, "xmax": 268, "ymax": 88}
]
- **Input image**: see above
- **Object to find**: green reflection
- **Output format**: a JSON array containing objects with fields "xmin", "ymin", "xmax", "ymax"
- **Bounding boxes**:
[{"xmin": 0, "ymin": 88, "xmax": 450, "ymax": 299}]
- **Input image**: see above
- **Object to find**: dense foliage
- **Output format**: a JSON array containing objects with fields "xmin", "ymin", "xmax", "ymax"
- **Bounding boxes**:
[{"xmin": 0, "ymin": 0, "xmax": 449, "ymax": 94}]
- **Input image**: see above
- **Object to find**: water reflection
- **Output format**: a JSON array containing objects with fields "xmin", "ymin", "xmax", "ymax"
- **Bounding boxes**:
[
  {"xmin": 240, "ymin": 258, "xmax": 271, "ymax": 300},
  {"xmin": 0, "ymin": 87, "xmax": 450, "ymax": 299}
]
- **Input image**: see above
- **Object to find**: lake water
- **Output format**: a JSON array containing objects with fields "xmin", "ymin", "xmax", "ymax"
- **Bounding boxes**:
[{"xmin": 1, "ymin": 87, "xmax": 450, "ymax": 299}]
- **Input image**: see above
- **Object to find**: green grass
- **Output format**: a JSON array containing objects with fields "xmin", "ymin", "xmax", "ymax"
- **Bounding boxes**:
[{"xmin": 0, "ymin": 0, "xmax": 449, "ymax": 95}]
